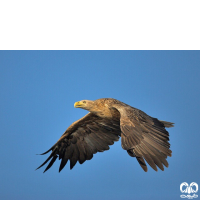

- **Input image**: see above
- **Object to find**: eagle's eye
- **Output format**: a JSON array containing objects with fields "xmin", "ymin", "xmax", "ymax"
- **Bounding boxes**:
[{"xmin": 83, "ymin": 101, "xmax": 86, "ymax": 104}]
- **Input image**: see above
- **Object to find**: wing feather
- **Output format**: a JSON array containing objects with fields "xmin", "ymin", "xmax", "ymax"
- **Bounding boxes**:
[
  {"xmin": 112, "ymin": 103, "xmax": 173, "ymax": 172},
  {"xmin": 59, "ymin": 150, "xmax": 69, "ymax": 172},
  {"xmin": 37, "ymin": 112, "xmax": 120, "ymax": 172},
  {"xmin": 44, "ymin": 155, "xmax": 58, "ymax": 173}
]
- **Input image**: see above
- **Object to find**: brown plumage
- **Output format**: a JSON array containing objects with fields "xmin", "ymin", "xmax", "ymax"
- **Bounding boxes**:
[{"xmin": 36, "ymin": 98, "xmax": 174, "ymax": 173}]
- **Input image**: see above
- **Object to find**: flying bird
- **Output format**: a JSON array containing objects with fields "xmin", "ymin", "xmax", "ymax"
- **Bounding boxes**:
[{"xmin": 37, "ymin": 98, "xmax": 174, "ymax": 172}]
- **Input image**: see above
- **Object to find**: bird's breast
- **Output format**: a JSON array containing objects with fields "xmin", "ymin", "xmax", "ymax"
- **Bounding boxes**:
[{"xmin": 94, "ymin": 107, "xmax": 120, "ymax": 120}]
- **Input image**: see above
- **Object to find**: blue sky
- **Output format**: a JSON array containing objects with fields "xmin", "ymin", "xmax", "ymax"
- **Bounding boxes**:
[{"xmin": 0, "ymin": 51, "xmax": 200, "ymax": 200}]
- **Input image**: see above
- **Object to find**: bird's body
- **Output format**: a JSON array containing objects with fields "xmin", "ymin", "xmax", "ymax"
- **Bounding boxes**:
[{"xmin": 37, "ymin": 98, "xmax": 174, "ymax": 172}]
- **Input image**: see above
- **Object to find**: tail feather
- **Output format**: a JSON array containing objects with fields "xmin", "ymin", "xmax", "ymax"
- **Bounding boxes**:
[{"xmin": 159, "ymin": 120, "xmax": 174, "ymax": 128}]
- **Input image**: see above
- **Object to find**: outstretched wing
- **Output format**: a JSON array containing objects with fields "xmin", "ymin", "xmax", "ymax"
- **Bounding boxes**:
[
  {"xmin": 36, "ymin": 113, "xmax": 121, "ymax": 173},
  {"xmin": 112, "ymin": 104, "xmax": 173, "ymax": 172}
]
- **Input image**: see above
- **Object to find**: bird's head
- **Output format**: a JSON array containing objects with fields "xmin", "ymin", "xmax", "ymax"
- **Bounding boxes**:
[{"xmin": 74, "ymin": 100, "xmax": 94, "ymax": 111}]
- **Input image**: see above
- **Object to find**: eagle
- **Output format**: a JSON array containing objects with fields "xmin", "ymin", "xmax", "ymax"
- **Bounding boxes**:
[{"xmin": 37, "ymin": 98, "xmax": 174, "ymax": 172}]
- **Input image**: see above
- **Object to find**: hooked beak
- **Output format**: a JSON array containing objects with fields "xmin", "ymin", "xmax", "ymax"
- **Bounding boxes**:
[{"xmin": 74, "ymin": 101, "xmax": 83, "ymax": 108}]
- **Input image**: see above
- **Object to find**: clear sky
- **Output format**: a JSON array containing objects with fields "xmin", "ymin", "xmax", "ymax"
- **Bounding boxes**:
[{"xmin": 0, "ymin": 51, "xmax": 200, "ymax": 200}]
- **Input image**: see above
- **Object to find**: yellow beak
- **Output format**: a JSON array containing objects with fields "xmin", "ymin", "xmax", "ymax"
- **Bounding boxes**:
[{"xmin": 74, "ymin": 101, "xmax": 82, "ymax": 108}]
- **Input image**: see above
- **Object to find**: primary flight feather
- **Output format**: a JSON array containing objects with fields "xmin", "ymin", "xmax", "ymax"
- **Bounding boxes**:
[{"xmin": 37, "ymin": 98, "xmax": 174, "ymax": 172}]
